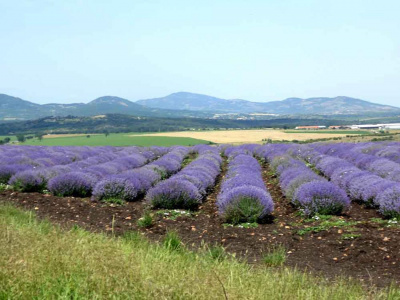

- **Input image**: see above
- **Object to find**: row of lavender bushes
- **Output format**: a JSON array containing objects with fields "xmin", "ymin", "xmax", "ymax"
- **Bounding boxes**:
[
  {"xmin": 217, "ymin": 147, "xmax": 274, "ymax": 224},
  {"xmin": 92, "ymin": 146, "xmax": 191, "ymax": 202},
  {"xmin": 0, "ymin": 145, "xmax": 114, "ymax": 184},
  {"xmin": 349, "ymin": 142, "xmax": 400, "ymax": 164},
  {"xmin": 311, "ymin": 143, "xmax": 400, "ymax": 182},
  {"xmin": 256, "ymin": 144, "xmax": 350, "ymax": 217},
  {"xmin": 4, "ymin": 146, "xmax": 169, "ymax": 196},
  {"xmin": 5, "ymin": 147, "xmax": 127, "ymax": 192},
  {"xmin": 294, "ymin": 145, "xmax": 400, "ymax": 219},
  {"xmin": 146, "ymin": 145, "xmax": 222, "ymax": 210}
]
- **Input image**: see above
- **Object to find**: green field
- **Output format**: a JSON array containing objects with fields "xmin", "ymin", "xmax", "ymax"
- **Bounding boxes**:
[
  {"xmin": 284, "ymin": 130, "xmax": 372, "ymax": 135},
  {"xmin": 1, "ymin": 203, "xmax": 397, "ymax": 299},
  {"xmin": 20, "ymin": 133, "xmax": 211, "ymax": 147}
]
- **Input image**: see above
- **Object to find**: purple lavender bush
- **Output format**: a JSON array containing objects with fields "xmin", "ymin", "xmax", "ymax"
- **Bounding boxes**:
[
  {"xmin": 0, "ymin": 165, "xmax": 32, "ymax": 184},
  {"xmin": 218, "ymin": 186, "xmax": 274, "ymax": 224},
  {"xmin": 146, "ymin": 178, "xmax": 202, "ymax": 210},
  {"xmin": 217, "ymin": 154, "xmax": 274, "ymax": 223},
  {"xmin": 92, "ymin": 177, "xmax": 140, "ymax": 202},
  {"xmin": 9, "ymin": 170, "xmax": 48, "ymax": 192},
  {"xmin": 146, "ymin": 149, "xmax": 222, "ymax": 209},
  {"xmin": 376, "ymin": 186, "xmax": 400, "ymax": 219},
  {"xmin": 48, "ymin": 172, "xmax": 97, "ymax": 197},
  {"xmin": 293, "ymin": 181, "xmax": 350, "ymax": 216}
]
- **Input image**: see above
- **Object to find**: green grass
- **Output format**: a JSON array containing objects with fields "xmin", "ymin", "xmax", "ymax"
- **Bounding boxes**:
[
  {"xmin": 1, "ymin": 204, "xmax": 399, "ymax": 299},
  {"xmin": 263, "ymin": 245, "xmax": 287, "ymax": 267},
  {"xmin": 20, "ymin": 133, "xmax": 211, "ymax": 146},
  {"xmin": 284, "ymin": 130, "xmax": 372, "ymax": 135},
  {"xmin": 137, "ymin": 210, "xmax": 153, "ymax": 228}
]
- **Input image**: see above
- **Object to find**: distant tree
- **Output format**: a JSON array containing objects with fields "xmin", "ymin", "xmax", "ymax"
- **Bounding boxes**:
[
  {"xmin": 86, "ymin": 135, "xmax": 91, "ymax": 138},
  {"xmin": 35, "ymin": 132, "xmax": 44, "ymax": 141},
  {"xmin": 16, "ymin": 134, "xmax": 26, "ymax": 143},
  {"xmin": 3, "ymin": 137, "xmax": 10, "ymax": 143},
  {"xmin": 104, "ymin": 130, "xmax": 109, "ymax": 137}
]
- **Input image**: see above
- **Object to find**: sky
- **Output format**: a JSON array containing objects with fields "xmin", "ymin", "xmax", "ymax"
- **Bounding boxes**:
[{"xmin": 0, "ymin": 0, "xmax": 399, "ymax": 106}]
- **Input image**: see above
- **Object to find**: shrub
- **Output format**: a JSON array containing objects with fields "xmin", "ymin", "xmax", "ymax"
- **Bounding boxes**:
[
  {"xmin": 292, "ymin": 181, "xmax": 350, "ymax": 216},
  {"xmin": 0, "ymin": 165, "xmax": 32, "ymax": 184},
  {"xmin": 376, "ymin": 186, "xmax": 400, "ymax": 219},
  {"xmin": 92, "ymin": 177, "xmax": 141, "ymax": 202},
  {"xmin": 147, "ymin": 179, "xmax": 202, "ymax": 210},
  {"xmin": 218, "ymin": 186, "xmax": 274, "ymax": 224},
  {"xmin": 48, "ymin": 172, "xmax": 96, "ymax": 197},
  {"xmin": 9, "ymin": 170, "xmax": 48, "ymax": 192}
]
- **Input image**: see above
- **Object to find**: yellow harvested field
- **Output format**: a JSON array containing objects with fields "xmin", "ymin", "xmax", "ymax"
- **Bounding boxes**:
[{"xmin": 130, "ymin": 130, "xmax": 350, "ymax": 144}]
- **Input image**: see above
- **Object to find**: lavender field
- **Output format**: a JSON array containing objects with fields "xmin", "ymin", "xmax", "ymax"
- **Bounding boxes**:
[{"xmin": 1, "ymin": 142, "xmax": 400, "ymax": 221}]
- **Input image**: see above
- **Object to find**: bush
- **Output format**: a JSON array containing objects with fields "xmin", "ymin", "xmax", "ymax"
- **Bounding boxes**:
[
  {"xmin": 218, "ymin": 186, "xmax": 274, "ymax": 224},
  {"xmin": 293, "ymin": 181, "xmax": 350, "ymax": 216},
  {"xmin": 376, "ymin": 186, "xmax": 400, "ymax": 219},
  {"xmin": 147, "ymin": 179, "xmax": 202, "ymax": 210},
  {"xmin": 9, "ymin": 170, "xmax": 48, "ymax": 192},
  {"xmin": 48, "ymin": 172, "xmax": 96, "ymax": 197},
  {"xmin": 92, "ymin": 177, "xmax": 141, "ymax": 202}
]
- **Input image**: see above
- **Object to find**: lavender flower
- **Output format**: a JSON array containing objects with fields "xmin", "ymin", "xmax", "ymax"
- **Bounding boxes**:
[
  {"xmin": 376, "ymin": 186, "xmax": 400, "ymax": 218},
  {"xmin": 48, "ymin": 172, "xmax": 97, "ymax": 197},
  {"xmin": 217, "ymin": 186, "xmax": 274, "ymax": 224},
  {"xmin": 293, "ymin": 181, "xmax": 350, "ymax": 216},
  {"xmin": 146, "ymin": 178, "xmax": 202, "ymax": 210}
]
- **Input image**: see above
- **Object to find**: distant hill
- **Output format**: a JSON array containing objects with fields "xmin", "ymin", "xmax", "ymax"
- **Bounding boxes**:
[
  {"xmin": 137, "ymin": 92, "xmax": 400, "ymax": 115},
  {"xmin": 136, "ymin": 92, "xmax": 253, "ymax": 112},
  {"xmin": 1, "ymin": 92, "xmax": 399, "ymax": 121},
  {"xmin": 0, "ymin": 94, "xmax": 206, "ymax": 121},
  {"xmin": 0, "ymin": 94, "xmax": 47, "ymax": 120}
]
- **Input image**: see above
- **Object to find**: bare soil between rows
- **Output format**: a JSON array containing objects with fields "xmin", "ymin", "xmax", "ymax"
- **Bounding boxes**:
[{"xmin": 1, "ymin": 165, "xmax": 399, "ymax": 288}]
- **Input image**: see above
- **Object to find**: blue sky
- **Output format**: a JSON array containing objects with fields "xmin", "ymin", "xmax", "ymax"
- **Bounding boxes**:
[{"xmin": 0, "ymin": 0, "xmax": 399, "ymax": 105}]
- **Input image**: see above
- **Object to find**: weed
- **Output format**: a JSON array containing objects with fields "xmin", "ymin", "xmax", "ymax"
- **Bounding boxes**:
[
  {"xmin": 207, "ymin": 245, "xmax": 227, "ymax": 261},
  {"xmin": 121, "ymin": 231, "xmax": 146, "ymax": 245},
  {"xmin": 137, "ymin": 211, "xmax": 153, "ymax": 228},
  {"xmin": 223, "ymin": 222, "xmax": 258, "ymax": 229},
  {"xmin": 297, "ymin": 218, "xmax": 359, "ymax": 236},
  {"xmin": 263, "ymin": 245, "xmax": 286, "ymax": 266},
  {"xmin": 342, "ymin": 233, "xmax": 361, "ymax": 240},
  {"xmin": 304, "ymin": 214, "xmax": 333, "ymax": 223},
  {"xmin": 370, "ymin": 217, "xmax": 399, "ymax": 227},
  {"xmin": 0, "ymin": 183, "xmax": 8, "ymax": 192},
  {"xmin": 163, "ymin": 231, "xmax": 183, "ymax": 252},
  {"xmin": 156, "ymin": 209, "xmax": 195, "ymax": 220},
  {"xmin": 102, "ymin": 198, "xmax": 125, "ymax": 205}
]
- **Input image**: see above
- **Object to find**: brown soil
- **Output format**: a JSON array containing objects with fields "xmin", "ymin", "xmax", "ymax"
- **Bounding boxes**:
[{"xmin": 1, "ymin": 164, "xmax": 399, "ymax": 288}]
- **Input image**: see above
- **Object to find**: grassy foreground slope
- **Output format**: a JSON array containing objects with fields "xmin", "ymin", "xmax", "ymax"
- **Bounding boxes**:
[
  {"xmin": 1, "ymin": 204, "xmax": 398, "ymax": 299},
  {"xmin": 22, "ymin": 134, "xmax": 210, "ymax": 146}
]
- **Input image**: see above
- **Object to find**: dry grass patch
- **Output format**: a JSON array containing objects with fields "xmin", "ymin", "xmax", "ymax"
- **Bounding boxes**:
[{"xmin": 130, "ymin": 129, "xmax": 350, "ymax": 143}]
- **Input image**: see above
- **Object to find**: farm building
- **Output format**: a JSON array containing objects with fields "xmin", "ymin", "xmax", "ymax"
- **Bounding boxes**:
[{"xmin": 350, "ymin": 123, "xmax": 400, "ymax": 130}]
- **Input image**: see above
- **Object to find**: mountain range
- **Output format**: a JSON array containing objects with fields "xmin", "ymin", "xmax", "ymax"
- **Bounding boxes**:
[{"xmin": 1, "ymin": 92, "xmax": 399, "ymax": 121}]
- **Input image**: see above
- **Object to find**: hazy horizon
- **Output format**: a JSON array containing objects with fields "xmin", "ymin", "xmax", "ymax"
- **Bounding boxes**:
[
  {"xmin": 1, "ymin": 1, "xmax": 399, "ymax": 106},
  {"xmin": 2, "ymin": 90, "xmax": 400, "ymax": 108}
]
